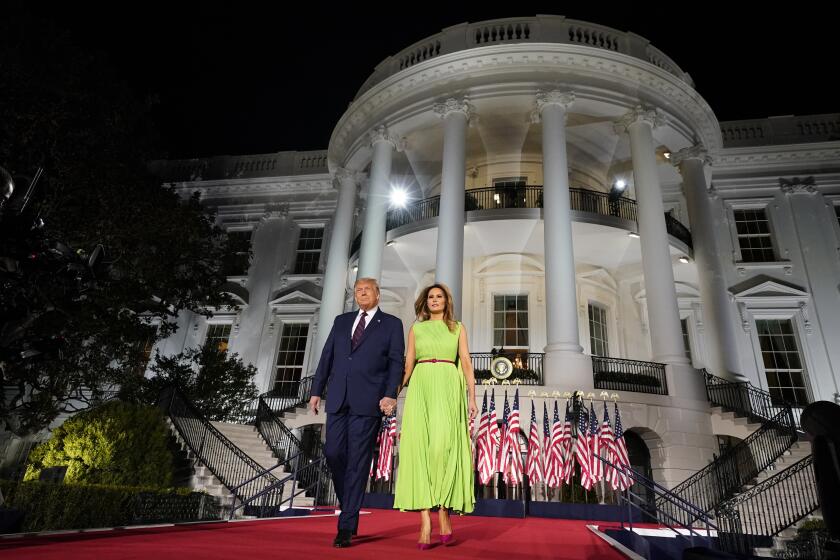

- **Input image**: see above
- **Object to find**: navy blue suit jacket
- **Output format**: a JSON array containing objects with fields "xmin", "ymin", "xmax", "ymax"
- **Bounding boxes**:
[{"xmin": 312, "ymin": 309, "xmax": 405, "ymax": 416}]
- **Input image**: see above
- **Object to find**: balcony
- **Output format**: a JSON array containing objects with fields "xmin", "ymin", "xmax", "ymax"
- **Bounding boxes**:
[
  {"xmin": 471, "ymin": 351, "xmax": 544, "ymax": 386},
  {"xmin": 350, "ymin": 185, "xmax": 692, "ymax": 256},
  {"xmin": 591, "ymin": 356, "xmax": 668, "ymax": 396}
]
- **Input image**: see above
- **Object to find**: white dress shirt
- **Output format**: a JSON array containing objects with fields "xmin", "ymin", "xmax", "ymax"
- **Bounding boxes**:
[{"xmin": 351, "ymin": 306, "xmax": 379, "ymax": 338}]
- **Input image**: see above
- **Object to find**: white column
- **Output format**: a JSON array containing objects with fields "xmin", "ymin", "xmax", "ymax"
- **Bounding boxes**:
[
  {"xmin": 616, "ymin": 107, "xmax": 689, "ymax": 367},
  {"xmin": 313, "ymin": 168, "xmax": 361, "ymax": 366},
  {"xmin": 536, "ymin": 91, "xmax": 590, "ymax": 387},
  {"xmin": 434, "ymin": 98, "xmax": 471, "ymax": 317},
  {"xmin": 673, "ymin": 146, "xmax": 744, "ymax": 381},
  {"xmin": 357, "ymin": 125, "xmax": 396, "ymax": 281}
]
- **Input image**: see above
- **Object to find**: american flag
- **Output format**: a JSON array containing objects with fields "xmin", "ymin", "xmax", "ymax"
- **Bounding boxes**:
[
  {"xmin": 610, "ymin": 402, "xmax": 633, "ymax": 491},
  {"xmin": 375, "ymin": 414, "xmax": 397, "ymax": 481},
  {"xmin": 526, "ymin": 400, "xmax": 544, "ymax": 485},
  {"xmin": 589, "ymin": 401, "xmax": 602, "ymax": 484},
  {"xmin": 559, "ymin": 401, "xmax": 574, "ymax": 485},
  {"xmin": 476, "ymin": 391, "xmax": 494, "ymax": 484},
  {"xmin": 542, "ymin": 402, "xmax": 554, "ymax": 487},
  {"xmin": 497, "ymin": 392, "xmax": 511, "ymax": 477},
  {"xmin": 488, "ymin": 390, "xmax": 501, "ymax": 473},
  {"xmin": 547, "ymin": 401, "xmax": 563, "ymax": 488},
  {"xmin": 575, "ymin": 403, "xmax": 594, "ymax": 490},
  {"xmin": 503, "ymin": 389, "xmax": 523, "ymax": 486},
  {"xmin": 370, "ymin": 418, "xmax": 384, "ymax": 478},
  {"xmin": 599, "ymin": 401, "xmax": 615, "ymax": 487}
]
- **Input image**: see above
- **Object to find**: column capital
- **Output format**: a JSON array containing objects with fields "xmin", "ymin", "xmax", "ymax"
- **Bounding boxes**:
[
  {"xmin": 670, "ymin": 144, "xmax": 712, "ymax": 168},
  {"xmin": 780, "ymin": 176, "xmax": 818, "ymax": 195},
  {"xmin": 531, "ymin": 90, "xmax": 575, "ymax": 122},
  {"xmin": 536, "ymin": 90, "xmax": 575, "ymax": 111},
  {"xmin": 334, "ymin": 167, "xmax": 366, "ymax": 187},
  {"xmin": 615, "ymin": 105, "xmax": 667, "ymax": 133},
  {"xmin": 368, "ymin": 125, "xmax": 400, "ymax": 149},
  {"xmin": 434, "ymin": 97, "xmax": 475, "ymax": 122}
]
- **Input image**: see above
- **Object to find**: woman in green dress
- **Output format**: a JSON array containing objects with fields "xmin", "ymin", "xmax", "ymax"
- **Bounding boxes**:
[{"xmin": 393, "ymin": 283, "xmax": 477, "ymax": 548}]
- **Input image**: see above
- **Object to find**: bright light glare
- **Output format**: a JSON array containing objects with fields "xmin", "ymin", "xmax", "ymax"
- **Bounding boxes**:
[
  {"xmin": 390, "ymin": 188, "xmax": 408, "ymax": 208},
  {"xmin": 614, "ymin": 180, "xmax": 627, "ymax": 191}
]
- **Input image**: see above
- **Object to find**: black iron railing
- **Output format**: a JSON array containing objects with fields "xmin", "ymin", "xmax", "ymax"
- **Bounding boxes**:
[
  {"xmin": 592, "ymin": 356, "xmax": 668, "ymax": 395},
  {"xmin": 704, "ymin": 370, "xmax": 803, "ymax": 430},
  {"xmin": 237, "ymin": 376, "xmax": 316, "ymax": 422},
  {"xmin": 661, "ymin": 406, "xmax": 798, "ymax": 525},
  {"xmin": 254, "ymin": 395, "xmax": 336, "ymax": 507},
  {"xmin": 159, "ymin": 386, "xmax": 287, "ymax": 516},
  {"xmin": 471, "ymin": 352, "xmax": 544, "ymax": 385},
  {"xmin": 595, "ymin": 454, "xmax": 718, "ymax": 551},
  {"xmin": 664, "ymin": 212, "xmax": 693, "ymax": 249},
  {"xmin": 716, "ymin": 455, "xmax": 818, "ymax": 555},
  {"xmin": 349, "ymin": 185, "xmax": 692, "ymax": 255},
  {"xmin": 264, "ymin": 376, "xmax": 315, "ymax": 414}
]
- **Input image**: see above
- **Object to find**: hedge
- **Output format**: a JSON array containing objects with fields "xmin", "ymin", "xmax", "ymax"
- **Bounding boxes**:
[
  {"xmin": 24, "ymin": 400, "xmax": 174, "ymax": 487},
  {"xmin": 0, "ymin": 480, "xmax": 220, "ymax": 532},
  {"xmin": 593, "ymin": 371, "xmax": 662, "ymax": 388}
]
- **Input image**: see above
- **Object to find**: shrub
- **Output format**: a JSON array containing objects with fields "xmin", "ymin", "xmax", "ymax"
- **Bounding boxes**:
[
  {"xmin": 23, "ymin": 400, "xmax": 174, "ymax": 487},
  {"xmin": 0, "ymin": 480, "xmax": 219, "ymax": 532}
]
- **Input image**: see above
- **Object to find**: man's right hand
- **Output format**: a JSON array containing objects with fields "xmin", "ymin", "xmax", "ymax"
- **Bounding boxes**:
[{"xmin": 309, "ymin": 396, "xmax": 321, "ymax": 415}]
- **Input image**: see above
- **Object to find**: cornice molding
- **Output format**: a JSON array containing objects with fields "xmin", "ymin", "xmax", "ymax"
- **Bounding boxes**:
[{"xmin": 329, "ymin": 43, "xmax": 721, "ymax": 165}]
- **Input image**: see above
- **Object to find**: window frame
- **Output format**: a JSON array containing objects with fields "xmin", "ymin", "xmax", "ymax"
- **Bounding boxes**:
[
  {"xmin": 587, "ymin": 301, "xmax": 610, "ymax": 357},
  {"xmin": 204, "ymin": 322, "xmax": 233, "ymax": 353},
  {"xmin": 292, "ymin": 226, "xmax": 325, "ymax": 275},
  {"xmin": 492, "ymin": 293, "xmax": 530, "ymax": 349},
  {"xmin": 752, "ymin": 317, "xmax": 811, "ymax": 407},
  {"xmin": 271, "ymin": 319, "xmax": 313, "ymax": 394}
]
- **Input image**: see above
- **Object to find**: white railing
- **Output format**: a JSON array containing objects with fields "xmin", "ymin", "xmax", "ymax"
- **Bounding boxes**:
[
  {"xmin": 721, "ymin": 114, "xmax": 840, "ymax": 147},
  {"xmin": 150, "ymin": 149, "xmax": 329, "ymax": 182},
  {"xmin": 356, "ymin": 15, "xmax": 692, "ymax": 98}
]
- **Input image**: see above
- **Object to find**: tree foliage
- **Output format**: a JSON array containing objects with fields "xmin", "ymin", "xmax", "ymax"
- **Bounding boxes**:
[
  {"xmin": 125, "ymin": 344, "xmax": 259, "ymax": 422},
  {"xmin": 23, "ymin": 400, "xmax": 175, "ymax": 487},
  {"xmin": 0, "ymin": 12, "xmax": 240, "ymax": 434}
]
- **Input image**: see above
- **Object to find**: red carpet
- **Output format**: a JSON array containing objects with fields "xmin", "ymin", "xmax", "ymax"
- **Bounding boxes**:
[{"xmin": 0, "ymin": 509, "xmax": 627, "ymax": 560}]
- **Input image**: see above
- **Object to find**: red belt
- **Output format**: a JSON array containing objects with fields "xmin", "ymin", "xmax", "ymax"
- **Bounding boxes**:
[{"xmin": 417, "ymin": 359, "xmax": 456, "ymax": 364}]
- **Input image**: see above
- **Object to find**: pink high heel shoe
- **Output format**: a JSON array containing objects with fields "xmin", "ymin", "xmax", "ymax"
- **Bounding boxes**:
[
  {"xmin": 440, "ymin": 532, "xmax": 454, "ymax": 545},
  {"xmin": 417, "ymin": 543, "xmax": 432, "ymax": 550}
]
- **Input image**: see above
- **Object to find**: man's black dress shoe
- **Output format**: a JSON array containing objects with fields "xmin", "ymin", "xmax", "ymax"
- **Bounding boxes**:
[{"xmin": 333, "ymin": 529, "xmax": 353, "ymax": 548}]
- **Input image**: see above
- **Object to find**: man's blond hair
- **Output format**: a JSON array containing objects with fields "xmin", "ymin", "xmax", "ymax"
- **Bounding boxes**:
[{"xmin": 354, "ymin": 277, "xmax": 380, "ymax": 293}]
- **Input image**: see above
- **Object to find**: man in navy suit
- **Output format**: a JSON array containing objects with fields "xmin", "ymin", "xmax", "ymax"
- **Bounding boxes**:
[{"xmin": 310, "ymin": 277, "xmax": 404, "ymax": 548}]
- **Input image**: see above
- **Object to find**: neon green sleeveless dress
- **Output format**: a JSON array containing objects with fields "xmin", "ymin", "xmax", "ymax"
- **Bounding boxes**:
[{"xmin": 393, "ymin": 320, "xmax": 475, "ymax": 514}]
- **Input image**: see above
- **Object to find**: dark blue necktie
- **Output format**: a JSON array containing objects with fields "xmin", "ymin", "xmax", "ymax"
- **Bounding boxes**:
[{"xmin": 351, "ymin": 311, "xmax": 367, "ymax": 349}]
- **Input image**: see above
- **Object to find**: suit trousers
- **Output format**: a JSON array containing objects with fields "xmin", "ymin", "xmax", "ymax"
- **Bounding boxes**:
[{"xmin": 324, "ymin": 409, "xmax": 381, "ymax": 531}]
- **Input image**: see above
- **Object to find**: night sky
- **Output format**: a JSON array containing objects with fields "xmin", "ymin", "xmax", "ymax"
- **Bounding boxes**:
[{"xmin": 21, "ymin": 5, "xmax": 839, "ymax": 158}]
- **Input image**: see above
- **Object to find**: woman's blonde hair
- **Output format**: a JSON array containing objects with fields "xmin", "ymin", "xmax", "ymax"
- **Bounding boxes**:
[{"xmin": 414, "ymin": 283, "xmax": 457, "ymax": 332}]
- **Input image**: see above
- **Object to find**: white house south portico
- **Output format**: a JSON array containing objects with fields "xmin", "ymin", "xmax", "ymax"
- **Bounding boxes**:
[{"xmin": 140, "ymin": 17, "xmax": 839, "ymax": 544}]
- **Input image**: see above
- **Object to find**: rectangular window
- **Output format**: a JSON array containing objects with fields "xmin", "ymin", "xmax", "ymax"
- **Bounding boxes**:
[
  {"xmin": 756, "ymin": 319, "xmax": 809, "ymax": 406},
  {"xmin": 734, "ymin": 208, "xmax": 775, "ymax": 262},
  {"xmin": 681, "ymin": 318, "xmax": 693, "ymax": 361},
  {"xmin": 293, "ymin": 228, "xmax": 323, "ymax": 274},
  {"xmin": 588, "ymin": 303, "xmax": 610, "ymax": 357},
  {"xmin": 274, "ymin": 323, "xmax": 309, "ymax": 396},
  {"xmin": 493, "ymin": 295, "xmax": 528, "ymax": 348},
  {"xmin": 205, "ymin": 324, "xmax": 232, "ymax": 353},
  {"xmin": 223, "ymin": 229, "xmax": 252, "ymax": 276}
]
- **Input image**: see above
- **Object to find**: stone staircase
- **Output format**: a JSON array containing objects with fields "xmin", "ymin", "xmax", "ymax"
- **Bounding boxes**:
[
  {"xmin": 165, "ymin": 416, "xmax": 315, "ymax": 518},
  {"xmin": 709, "ymin": 402, "xmax": 818, "ymax": 556}
]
